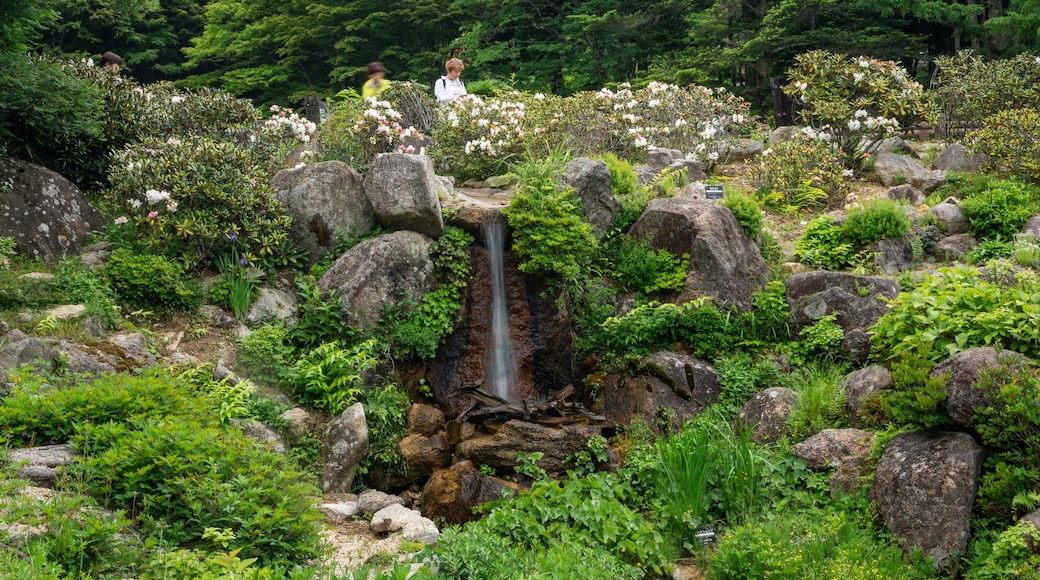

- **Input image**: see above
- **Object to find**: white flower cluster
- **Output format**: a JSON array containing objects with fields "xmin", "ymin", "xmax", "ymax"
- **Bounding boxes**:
[
  {"xmin": 354, "ymin": 98, "xmax": 422, "ymax": 147},
  {"xmin": 144, "ymin": 189, "xmax": 178, "ymax": 212},
  {"xmin": 454, "ymin": 98, "xmax": 526, "ymax": 158}
]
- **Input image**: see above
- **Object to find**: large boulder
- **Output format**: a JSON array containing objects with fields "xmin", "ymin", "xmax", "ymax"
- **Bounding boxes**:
[
  {"xmin": 273, "ymin": 161, "xmax": 376, "ymax": 266},
  {"xmin": 397, "ymin": 432, "xmax": 452, "ymax": 481},
  {"xmin": 364, "ymin": 153, "xmax": 445, "ymax": 237},
  {"xmin": 930, "ymin": 233, "xmax": 978, "ymax": 262},
  {"xmin": 245, "ymin": 286, "xmax": 298, "ymax": 326},
  {"xmin": 0, "ymin": 337, "xmax": 60, "ymax": 377},
  {"xmin": 841, "ymin": 365, "xmax": 894, "ymax": 427},
  {"xmin": 873, "ymin": 152, "xmax": 947, "ymax": 193},
  {"xmin": 6, "ymin": 444, "xmax": 78, "ymax": 488},
  {"xmin": 785, "ymin": 272, "xmax": 899, "ymax": 360},
  {"xmin": 318, "ymin": 231, "xmax": 436, "ymax": 331},
  {"xmin": 931, "ymin": 347, "xmax": 1030, "ymax": 429},
  {"xmin": 321, "ymin": 403, "xmax": 369, "ymax": 493},
  {"xmin": 563, "ymin": 157, "xmax": 620, "ymax": 238},
  {"xmin": 455, "ymin": 420, "xmax": 601, "ymax": 474},
  {"xmin": 593, "ymin": 373, "xmax": 707, "ymax": 434},
  {"xmin": 736, "ymin": 387, "xmax": 799, "ymax": 444},
  {"xmin": 870, "ymin": 431, "xmax": 983, "ymax": 572},
  {"xmin": 884, "ymin": 184, "xmax": 926, "ymax": 207},
  {"xmin": 930, "ymin": 200, "xmax": 970, "ymax": 235},
  {"xmin": 422, "ymin": 460, "xmax": 525, "ymax": 526},
  {"xmin": 931, "ymin": 143, "xmax": 987, "ymax": 173},
  {"xmin": 0, "ymin": 158, "xmax": 103, "ymax": 262},
  {"xmin": 637, "ymin": 352, "xmax": 720, "ymax": 407},
  {"xmin": 793, "ymin": 428, "xmax": 874, "ymax": 471},
  {"xmin": 628, "ymin": 198, "xmax": 769, "ymax": 311}
]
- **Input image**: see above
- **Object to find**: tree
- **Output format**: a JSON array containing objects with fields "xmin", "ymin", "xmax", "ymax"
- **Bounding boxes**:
[{"xmin": 0, "ymin": 0, "xmax": 57, "ymax": 52}]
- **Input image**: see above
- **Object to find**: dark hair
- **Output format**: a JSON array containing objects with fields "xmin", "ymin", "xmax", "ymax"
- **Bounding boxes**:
[
  {"xmin": 367, "ymin": 61, "xmax": 385, "ymax": 75},
  {"xmin": 100, "ymin": 51, "xmax": 122, "ymax": 67}
]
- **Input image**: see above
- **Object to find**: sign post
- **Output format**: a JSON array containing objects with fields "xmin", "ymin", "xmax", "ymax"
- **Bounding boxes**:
[{"xmin": 705, "ymin": 185, "xmax": 724, "ymax": 200}]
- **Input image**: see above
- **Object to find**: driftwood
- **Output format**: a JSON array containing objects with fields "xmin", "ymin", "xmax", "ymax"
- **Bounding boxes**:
[{"xmin": 455, "ymin": 383, "xmax": 605, "ymax": 425}]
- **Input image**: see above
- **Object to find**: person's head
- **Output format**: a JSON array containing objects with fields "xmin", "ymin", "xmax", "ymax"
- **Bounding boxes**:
[
  {"xmin": 100, "ymin": 51, "xmax": 122, "ymax": 70},
  {"xmin": 366, "ymin": 61, "xmax": 385, "ymax": 80},
  {"xmin": 445, "ymin": 58, "xmax": 464, "ymax": 80}
]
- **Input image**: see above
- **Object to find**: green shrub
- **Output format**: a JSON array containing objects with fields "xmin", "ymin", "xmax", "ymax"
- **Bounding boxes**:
[
  {"xmin": 934, "ymin": 51, "xmax": 1040, "ymax": 132},
  {"xmin": 792, "ymin": 313, "xmax": 845, "ymax": 363},
  {"xmin": 102, "ymin": 248, "xmax": 200, "ymax": 311},
  {"xmin": 321, "ymin": 86, "xmax": 429, "ymax": 173},
  {"xmin": 285, "ymin": 339, "xmax": 379, "ymax": 414},
  {"xmin": 713, "ymin": 354, "xmax": 786, "ymax": 420},
  {"xmin": 967, "ymin": 108, "xmax": 1040, "ymax": 182},
  {"xmin": 238, "ymin": 323, "xmax": 293, "ymax": 385},
  {"xmin": 964, "ymin": 521, "xmax": 1040, "ymax": 580},
  {"xmin": 503, "ymin": 151, "xmax": 597, "ymax": 283},
  {"xmin": 597, "ymin": 152, "xmax": 637, "ymax": 198},
  {"xmin": 786, "ymin": 362, "xmax": 849, "ymax": 441},
  {"xmin": 959, "ymin": 179, "xmax": 1040, "ymax": 240},
  {"xmin": 795, "ymin": 215, "xmax": 856, "ymax": 270},
  {"xmin": 0, "ymin": 257, "xmax": 120, "ymax": 329},
  {"xmin": 358, "ymin": 383, "xmax": 410, "ymax": 482},
  {"xmin": 967, "ymin": 239, "xmax": 1014, "ymax": 265},
  {"xmin": 870, "ymin": 265, "xmax": 1040, "ymax": 362},
  {"xmin": 721, "ymin": 190, "xmax": 764, "ymax": 240},
  {"xmin": 842, "ymin": 197, "xmax": 911, "ymax": 247},
  {"xmin": 876, "ymin": 344, "xmax": 951, "ymax": 430},
  {"xmin": 98, "ymin": 136, "xmax": 294, "ymax": 271},
  {"xmin": 288, "ymin": 275, "xmax": 358, "ymax": 352},
  {"xmin": 756, "ymin": 134, "xmax": 850, "ymax": 214},
  {"xmin": 611, "ymin": 237, "xmax": 687, "ymax": 295}
]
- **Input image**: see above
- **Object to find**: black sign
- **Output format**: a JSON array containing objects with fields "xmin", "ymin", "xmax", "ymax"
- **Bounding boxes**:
[
  {"xmin": 694, "ymin": 525, "xmax": 718, "ymax": 545},
  {"xmin": 705, "ymin": 185, "xmax": 724, "ymax": 200}
]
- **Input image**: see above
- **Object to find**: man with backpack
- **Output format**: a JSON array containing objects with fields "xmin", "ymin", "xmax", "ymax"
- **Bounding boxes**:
[{"xmin": 435, "ymin": 58, "xmax": 467, "ymax": 103}]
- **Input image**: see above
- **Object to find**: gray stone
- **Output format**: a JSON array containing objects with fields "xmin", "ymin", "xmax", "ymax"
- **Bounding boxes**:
[
  {"xmin": 885, "ymin": 185, "xmax": 926, "ymax": 206},
  {"xmin": 563, "ymin": 157, "xmax": 621, "ymax": 238},
  {"xmin": 841, "ymin": 365, "xmax": 894, "ymax": 427},
  {"xmin": 665, "ymin": 160, "xmax": 708, "ymax": 182},
  {"xmin": 273, "ymin": 161, "xmax": 375, "ymax": 267},
  {"xmin": 0, "ymin": 158, "xmax": 103, "ymax": 263},
  {"xmin": 724, "ymin": 138, "xmax": 764, "ymax": 161},
  {"xmin": 364, "ymin": 153, "xmax": 445, "ymax": 237},
  {"xmin": 932, "ymin": 347, "xmax": 1030, "ymax": 429},
  {"xmin": 736, "ymin": 387, "xmax": 799, "ymax": 444},
  {"xmin": 319, "ymin": 501, "xmax": 359, "ymax": 523},
  {"xmin": 785, "ymin": 271, "xmax": 899, "ymax": 340},
  {"xmin": 793, "ymin": 429, "xmax": 875, "ymax": 471},
  {"xmin": 638, "ymin": 352, "xmax": 720, "ymax": 407},
  {"xmin": 235, "ymin": 418, "xmax": 288, "ymax": 454},
  {"xmin": 280, "ymin": 407, "xmax": 319, "ymax": 443},
  {"xmin": 456, "ymin": 420, "xmax": 601, "ymax": 473},
  {"xmin": 245, "ymin": 286, "xmax": 298, "ymax": 327},
  {"xmin": 871, "ymin": 237, "xmax": 913, "ymax": 274},
  {"xmin": 357, "ymin": 489, "xmax": 407, "ymax": 515},
  {"xmin": 932, "ymin": 143, "xmax": 987, "ymax": 173},
  {"xmin": 7, "ymin": 444, "xmax": 78, "ymax": 488},
  {"xmin": 769, "ymin": 126, "xmax": 802, "ymax": 145},
  {"xmin": 930, "ymin": 233, "xmax": 978, "ymax": 261},
  {"xmin": 321, "ymin": 403, "xmax": 369, "ymax": 493},
  {"xmin": 930, "ymin": 201, "xmax": 970, "ymax": 235},
  {"xmin": 0, "ymin": 337, "xmax": 59, "ymax": 376},
  {"xmin": 646, "ymin": 148, "xmax": 684, "ymax": 171}
]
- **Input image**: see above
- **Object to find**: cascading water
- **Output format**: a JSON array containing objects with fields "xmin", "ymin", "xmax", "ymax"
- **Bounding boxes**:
[{"xmin": 482, "ymin": 212, "xmax": 518, "ymax": 402}]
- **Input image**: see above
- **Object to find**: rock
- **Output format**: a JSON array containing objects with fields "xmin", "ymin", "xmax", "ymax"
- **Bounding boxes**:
[
  {"xmin": 1020, "ymin": 510, "xmax": 1040, "ymax": 554},
  {"xmin": 932, "ymin": 143, "xmax": 987, "ymax": 173},
  {"xmin": 245, "ymin": 286, "xmax": 298, "ymax": 326},
  {"xmin": 407, "ymin": 403, "xmax": 446, "ymax": 437},
  {"xmin": 456, "ymin": 420, "xmax": 601, "ymax": 474},
  {"xmin": 398, "ymin": 433, "xmax": 452, "ymax": 480},
  {"xmin": 793, "ymin": 429, "xmax": 874, "ymax": 471},
  {"xmin": 665, "ymin": 159, "xmax": 708, "ymax": 182},
  {"xmin": 932, "ymin": 347, "xmax": 1030, "ymax": 429},
  {"xmin": 870, "ymin": 237, "xmax": 913, "ymax": 274},
  {"xmin": 319, "ymin": 501, "xmax": 359, "ymax": 524},
  {"xmin": 7, "ymin": 444, "xmax": 78, "ymax": 488},
  {"xmin": 871, "ymin": 136, "xmax": 917, "ymax": 157},
  {"xmin": 930, "ymin": 233, "xmax": 978, "ymax": 261},
  {"xmin": 357, "ymin": 489, "xmax": 407, "ymax": 515},
  {"xmin": 45, "ymin": 304, "xmax": 87, "ymax": 320},
  {"xmin": 364, "ymin": 153, "xmax": 445, "ymax": 237},
  {"xmin": 736, "ymin": 387, "xmax": 799, "ymax": 444},
  {"xmin": 724, "ymin": 138, "xmax": 764, "ymax": 161},
  {"xmin": 198, "ymin": 304, "xmax": 238, "ymax": 328},
  {"xmin": 235, "ymin": 419, "xmax": 288, "ymax": 454},
  {"xmin": 593, "ymin": 373, "xmax": 706, "ymax": 434},
  {"xmin": 673, "ymin": 182, "xmax": 707, "ymax": 200},
  {"xmin": 769, "ymin": 126, "xmax": 801, "ymax": 145},
  {"xmin": 841, "ymin": 365, "xmax": 894, "ymax": 427},
  {"xmin": 874, "ymin": 153, "xmax": 947, "ymax": 193},
  {"xmin": 563, "ymin": 157, "xmax": 620, "ymax": 238},
  {"xmin": 0, "ymin": 337, "xmax": 59, "ymax": 377},
  {"xmin": 369, "ymin": 503, "xmax": 440, "ymax": 544},
  {"xmin": 77, "ymin": 241, "xmax": 111, "ymax": 268},
  {"xmin": 107, "ymin": 333, "xmax": 156, "ymax": 367},
  {"xmin": 321, "ymin": 403, "xmax": 369, "ymax": 493},
  {"xmin": 637, "ymin": 352, "xmax": 720, "ymax": 407},
  {"xmin": 633, "ymin": 165, "xmax": 658, "ymax": 186},
  {"xmin": 870, "ymin": 431, "xmax": 983, "ymax": 572},
  {"xmin": 318, "ymin": 231, "xmax": 436, "ymax": 332},
  {"xmin": 273, "ymin": 161, "xmax": 376, "ymax": 267},
  {"xmin": 646, "ymin": 148, "xmax": 684, "ymax": 171},
  {"xmin": 785, "ymin": 271, "xmax": 899, "ymax": 359},
  {"xmin": 884, "ymin": 185, "xmax": 926, "ymax": 206},
  {"xmin": 840, "ymin": 328, "xmax": 873, "ymax": 366},
  {"xmin": 280, "ymin": 407, "xmax": 319, "ymax": 443},
  {"xmin": 930, "ymin": 202, "xmax": 970, "ymax": 235},
  {"xmin": 628, "ymin": 198, "xmax": 769, "ymax": 311},
  {"xmin": 0, "ymin": 158, "xmax": 103, "ymax": 263},
  {"xmin": 422, "ymin": 460, "xmax": 525, "ymax": 526}
]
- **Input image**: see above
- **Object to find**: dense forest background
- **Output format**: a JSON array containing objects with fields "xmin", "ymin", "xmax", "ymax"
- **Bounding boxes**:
[{"xmin": 4, "ymin": 0, "xmax": 1040, "ymax": 111}]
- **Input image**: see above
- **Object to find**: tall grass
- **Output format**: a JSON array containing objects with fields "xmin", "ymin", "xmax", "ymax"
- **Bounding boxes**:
[{"xmin": 786, "ymin": 361, "xmax": 849, "ymax": 442}]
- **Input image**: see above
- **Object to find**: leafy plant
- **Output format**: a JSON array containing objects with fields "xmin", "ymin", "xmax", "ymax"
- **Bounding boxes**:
[
  {"xmin": 237, "ymin": 323, "xmax": 294, "ymax": 385},
  {"xmin": 786, "ymin": 361, "xmax": 849, "ymax": 441},
  {"xmin": 597, "ymin": 152, "xmax": 637, "ymax": 197},
  {"xmin": 876, "ymin": 343, "xmax": 951, "ymax": 430},
  {"xmin": 959, "ymin": 178, "xmax": 1040, "ymax": 240},
  {"xmin": 358, "ymin": 382, "xmax": 410, "ymax": 480},
  {"xmin": 102, "ymin": 248, "xmax": 201, "ymax": 311},
  {"xmin": 842, "ymin": 197, "xmax": 911, "ymax": 247},
  {"xmin": 755, "ymin": 132, "xmax": 850, "ymax": 213},
  {"xmin": 792, "ymin": 313, "xmax": 845, "ymax": 363},
  {"xmin": 721, "ymin": 190, "xmax": 764, "ymax": 240},
  {"xmin": 285, "ymin": 339, "xmax": 379, "ymax": 415},
  {"xmin": 610, "ymin": 237, "xmax": 688, "ymax": 296},
  {"xmin": 795, "ymin": 215, "xmax": 855, "ymax": 270}
]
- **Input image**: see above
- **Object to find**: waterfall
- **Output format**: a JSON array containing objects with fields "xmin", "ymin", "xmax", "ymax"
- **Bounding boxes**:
[{"xmin": 483, "ymin": 213, "xmax": 517, "ymax": 402}]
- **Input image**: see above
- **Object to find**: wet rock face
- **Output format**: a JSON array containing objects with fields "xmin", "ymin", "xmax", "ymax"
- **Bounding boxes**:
[{"xmin": 421, "ymin": 460, "xmax": 525, "ymax": 526}]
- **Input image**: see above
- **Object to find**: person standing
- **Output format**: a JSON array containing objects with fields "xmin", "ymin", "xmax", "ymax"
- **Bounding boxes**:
[
  {"xmin": 361, "ymin": 62, "xmax": 390, "ymax": 99},
  {"xmin": 434, "ymin": 58, "xmax": 467, "ymax": 103},
  {"xmin": 100, "ymin": 51, "xmax": 122, "ymax": 71}
]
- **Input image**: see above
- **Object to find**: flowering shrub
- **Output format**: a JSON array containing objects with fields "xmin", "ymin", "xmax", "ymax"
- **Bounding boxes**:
[
  {"xmin": 754, "ymin": 132, "xmax": 850, "ymax": 214},
  {"xmin": 784, "ymin": 50, "xmax": 938, "ymax": 166},
  {"xmin": 967, "ymin": 108, "xmax": 1040, "ymax": 182},
  {"xmin": 99, "ymin": 136, "xmax": 292, "ymax": 271},
  {"xmin": 320, "ymin": 87, "xmax": 426, "ymax": 173},
  {"xmin": 430, "ymin": 82, "xmax": 756, "ymax": 180},
  {"xmin": 933, "ymin": 51, "xmax": 1040, "ymax": 133}
]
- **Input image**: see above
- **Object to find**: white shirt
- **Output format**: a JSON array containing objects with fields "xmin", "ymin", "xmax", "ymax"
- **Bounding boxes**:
[{"xmin": 435, "ymin": 76, "xmax": 467, "ymax": 103}]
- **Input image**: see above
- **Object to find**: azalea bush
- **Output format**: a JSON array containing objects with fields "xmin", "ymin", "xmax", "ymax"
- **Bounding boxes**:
[
  {"xmin": 967, "ymin": 108, "xmax": 1040, "ymax": 182},
  {"xmin": 933, "ymin": 51, "xmax": 1040, "ymax": 133},
  {"xmin": 98, "ymin": 135, "xmax": 293, "ymax": 271},
  {"xmin": 321, "ymin": 88, "xmax": 427, "ymax": 173},
  {"xmin": 784, "ymin": 50, "xmax": 939, "ymax": 167},
  {"xmin": 754, "ymin": 131, "xmax": 851, "ymax": 213}
]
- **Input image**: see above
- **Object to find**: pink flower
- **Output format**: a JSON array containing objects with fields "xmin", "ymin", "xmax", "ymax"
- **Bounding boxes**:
[{"xmin": 147, "ymin": 211, "xmax": 158, "ymax": 218}]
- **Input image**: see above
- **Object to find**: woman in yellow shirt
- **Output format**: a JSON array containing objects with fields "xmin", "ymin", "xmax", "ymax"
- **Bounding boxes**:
[{"xmin": 361, "ymin": 62, "xmax": 390, "ymax": 99}]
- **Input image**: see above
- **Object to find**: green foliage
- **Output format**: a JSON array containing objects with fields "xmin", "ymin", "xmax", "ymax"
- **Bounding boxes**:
[
  {"xmin": 503, "ymin": 151, "xmax": 597, "ymax": 284},
  {"xmin": 876, "ymin": 344, "xmax": 951, "ymax": 430},
  {"xmin": 795, "ymin": 216, "xmax": 856, "ymax": 270},
  {"xmin": 0, "ymin": 257, "xmax": 120, "ymax": 329},
  {"xmin": 597, "ymin": 152, "xmax": 637, "ymax": 198},
  {"xmin": 285, "ymin": 339, "xmax": 379, "ymax": 415},
  {"xmin": 610, "ymin": 237, "xmax": 688, "ymax": 296},
  {"xmin": 321, "ymin": 87, "xmax": 429, "ymax": 173},
  {"xmin": 721, "ymin": 190, "xmax": 764, "ymax": 240},
  {"xmin": 288, "ymin": 276, "xmax": 358, "ymax": 352},
  {"xmin": 842, "ymin": 197, "xmax": 912, "ymax": 247},
  {"xmin": 786, "ymin": 362, "xmax": 849, "ymax": 442},
  {"xmin": 358, "ymin": 383, "xmax": 410, "ymax": 480},
  {"xmin": 102, "ymin": 248, "xmax": 201, "ymax": 311},
  {"xmin": 784, "ymin": 50, "xmax": 939, "ymax": 166},
  {"xmin": 237, "ymin": 323, "xmax": 293, "ymax": 385},
  {"xmin": 714, "ymin": 354, "xmax": 787, "ymax": 421},
  {"xmin": 756, "ymin": 133, "xmax": 850, "ymax": 214},
  {"xmin": 968, "ymin": 107, "xmax": 1040, "ymax": 182},
  {"xmin": 975, "ymin": 355, "xmax": 1040, "ymax": 452},
  {"xmin": 934, "ymin": 51, "xmax": 1040, "ymax": 132},
  {"xmin": 456, "ymin": 471, "xmax": 672, "ymax": 575},
  {"xmin": 959, "ymin": 179, "xmax": 1040, "ymax": 240},
  {"xmin": 869, "ymin": 265, "xmax": 1040, "ymax": 362},
  {"xmin": 98, "ymin": 135, "xmax": 293, "ymax": 271},
  {"xmin": 792, "ymin": 313, "xmax": 845, "ymax": 363},
  {"xmin": 211, "ymin": 235, "xmax": 260, "ymax": 321},
  {"xmin": 964, "ymin": 522, "xmax": 1040, "ymax": 580},
  {"xmin": 702, "ymin": 504, "xmax": 934, "ymax": 579},
  {"xmin": 745, "ymin": 280, "xmax": 793, "ymax": 344},
  {"xmin": 379, "ymin": 226, "xmax": 473, "ymax": 360},
  {"xmin": 967, "ymin": 239, "xmax": 1014, "ymax": 265}
]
